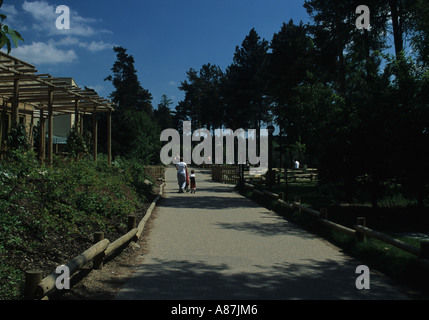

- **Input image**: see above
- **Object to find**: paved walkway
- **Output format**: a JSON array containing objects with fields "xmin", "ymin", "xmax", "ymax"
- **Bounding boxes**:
[{"xmin": 115, "ymin": 167, "xmax": 410, "ymax": 300}]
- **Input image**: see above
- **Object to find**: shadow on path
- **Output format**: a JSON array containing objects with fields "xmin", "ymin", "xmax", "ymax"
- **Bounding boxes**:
[{"xmin": 114, "ymin": 257, "xmax": 405, "ymax": 300}]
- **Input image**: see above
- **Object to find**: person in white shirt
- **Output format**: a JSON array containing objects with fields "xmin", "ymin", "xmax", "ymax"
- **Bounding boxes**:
[
  {"xmin": 294, "ymin": 160, "xmax": 300, "ymax": 170},
  {"xmin": 176, "ymin": 157, "xmax": 188, "ymax": 193}
]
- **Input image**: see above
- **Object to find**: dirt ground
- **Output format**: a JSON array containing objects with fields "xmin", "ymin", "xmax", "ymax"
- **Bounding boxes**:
[{"xmin": 57, "ymin": 208, "xmax": 159, "ymax": 300}]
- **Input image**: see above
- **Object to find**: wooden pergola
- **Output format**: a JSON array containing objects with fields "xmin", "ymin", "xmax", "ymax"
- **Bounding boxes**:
[{"xmin": 0, "ymin": 52, "xmax": 114, "ymax": 165}]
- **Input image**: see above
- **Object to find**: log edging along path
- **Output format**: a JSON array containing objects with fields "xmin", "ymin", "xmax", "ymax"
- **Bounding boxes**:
[{"xmin": 23, "ymin": 182, "xmax": 165, "ymax": 300}]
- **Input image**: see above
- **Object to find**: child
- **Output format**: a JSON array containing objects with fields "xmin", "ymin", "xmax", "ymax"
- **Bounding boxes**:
[{"xmin": 190, "ymin": 170, "xmax": 196, "ymax": 193}]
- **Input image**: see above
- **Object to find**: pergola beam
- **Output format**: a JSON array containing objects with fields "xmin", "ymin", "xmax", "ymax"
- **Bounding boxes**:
[{"xmin": 0, "ymin": 51, "xmax": 114, "ymax": 164}]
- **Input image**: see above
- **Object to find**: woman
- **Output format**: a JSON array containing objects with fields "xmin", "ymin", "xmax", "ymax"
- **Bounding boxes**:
[{"xmin": 176, "ymin": 157, "xmax": 187, "ymax": 193}]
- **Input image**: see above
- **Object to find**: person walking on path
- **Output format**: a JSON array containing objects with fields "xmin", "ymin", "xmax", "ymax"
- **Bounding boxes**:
[{"xmin": 176, "ymin": 157, "xmax": 187, "ymax": 193}]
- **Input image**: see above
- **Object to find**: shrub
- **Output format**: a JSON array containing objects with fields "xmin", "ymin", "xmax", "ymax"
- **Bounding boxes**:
[{"xmin": 0, "ymin": 150, "xmax": 157, "ymax": 299}]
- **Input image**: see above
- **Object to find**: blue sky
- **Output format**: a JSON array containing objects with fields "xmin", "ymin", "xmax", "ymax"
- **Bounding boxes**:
[{"xmin": 2, "ymin": 0, "xmax": 311, "ymax": 108}]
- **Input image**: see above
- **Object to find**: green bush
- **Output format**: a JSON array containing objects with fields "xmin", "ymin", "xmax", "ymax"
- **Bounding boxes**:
[
  {"xmin": 0, "ymin": 150, "xmax": 156, "ymax": 299},
  {"xmin": 6, "ymin": 124, "xmax": 31, "ymax": 152}
]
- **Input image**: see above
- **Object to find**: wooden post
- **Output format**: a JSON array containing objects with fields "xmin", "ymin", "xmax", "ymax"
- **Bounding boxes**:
[
  {"xmin": 39, "ymin": 110, "xmax": 45, "ymax": 163},
  {"xmin": 80, "ymin": 112, "xmax": 84, "ymax": 135},
  {"xmin": 128, "ymin": 215, "xmax": 136, "ymax": 232},
  {"xmin": 0, "ymin": 107, "xmax": 3, "ymax": 159},
  {"xmin": 74, "ymin": 100, "xmax": 79, "ymax": 133},
  {"xmin": 24, "ymin": 270, "xmax": 42, "ymax": 300},
  {"xmin": 356, "ymin": 217, "xmax": 366, "ymax": 242},
  {"xmin": 107, "ymin": 109, "xmax": 112, "ymax": 166},
  {"xmin": 93, "ymin": 232, "xmax": 105, "ymax": 270},
  {"xmin": 11, "ymin": 77, "xmax": 19, "ymax": 127},
  {"xmin": 47, "ymin": 90, "xmax": 53, "ymax": 166},
  {"xmin": 295, "ymin": 197, "xmax": 301, "ymax": 213},
  {"xmin": 320, "ymin": 208, "xmax": 328, "ymax": 220},
  {"xmin": 420, "ymin": 240, "xmax": 429, "ymax": 259},
  {"xmin": 92, "ymin": 107, "xmax": 97, "ymax": 162},
  {"xmin": 36, "ymin": 239, "xmax": 110, "ymax": 298},
  {"xmin": 267, "ymin": 125, "xmax": 274, "ymax": 191}
]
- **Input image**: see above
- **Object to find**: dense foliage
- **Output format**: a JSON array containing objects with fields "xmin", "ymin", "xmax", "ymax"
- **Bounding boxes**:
[
  {"xmin": 0, "ymin": 151, "xmax": 155, "ymax": 299},
  {"xmin": 174, "ymin": 0, "xmax": 429, "ymax": 207},
  {"xmin": 103, "ymin": 46, "xmax": 163, "ymax": 164}
]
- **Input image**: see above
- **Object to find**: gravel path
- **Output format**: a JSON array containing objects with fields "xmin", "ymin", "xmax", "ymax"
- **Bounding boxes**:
[{"xmin": 115, "ymin": 167, "xmax": 410, "ymax": 300}]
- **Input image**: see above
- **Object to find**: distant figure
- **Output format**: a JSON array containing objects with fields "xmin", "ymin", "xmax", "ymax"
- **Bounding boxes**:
[
  {"xmin": 190, "ymin": 170, "xmax": 196, "ymax": 193},
  {"xmin": 176, "ymin": 157, "xmax": 187, "ymax": 193},
  {"xmin": 294, "ymin": 160, "xmax": 300, "ymax": 170}
]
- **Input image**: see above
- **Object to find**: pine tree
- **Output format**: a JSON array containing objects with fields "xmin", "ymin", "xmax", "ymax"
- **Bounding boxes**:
[
  {"xmin": 105, "ymin": 46, "xmax": 153, "ymax": 114},
  {"xmin": 222, "ymin": 28, "xmax": 270, "ymax": 130},
  {"xmin": 104, "ymin": 46, "xmax": 160, "ymax": 163}
]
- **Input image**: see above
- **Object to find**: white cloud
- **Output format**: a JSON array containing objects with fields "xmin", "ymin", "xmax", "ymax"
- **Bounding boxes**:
[
  {"xmin": 1, "ymin": 4, "xmax": 19, "ymax": 24},
  {"xmin": 12, "ymin": 42, "xmax": 77, "ymax": 65},
  {"xmin": 53, "ymin": 37, "xmax": 113, "ymax": 52},
  {"xmin": 2, "ymin": 4, "xmax": 18, "ymax": 17},
  {"xmin": 7, "ymin": 2, "xmax": 113, "ymax": 65},
  {"xmin": 22, "ymin": 0, "xmax": 98, "ymax": 37},
  {"xmin": 83, "ymin": 41, "xmax": 113, "ymax": 52},
  {"xmin": 169, "ymin": 81, "xmax": 178, "ymax": 86},
  {"xmin": 54, "ymin": 36, "xmax": 80, "ymax": 46}
]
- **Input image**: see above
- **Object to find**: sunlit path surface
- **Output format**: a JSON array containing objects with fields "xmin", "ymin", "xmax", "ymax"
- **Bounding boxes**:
[{"xmin": 115, "ymin": 167, "xmax": 409, "ymax": 300}]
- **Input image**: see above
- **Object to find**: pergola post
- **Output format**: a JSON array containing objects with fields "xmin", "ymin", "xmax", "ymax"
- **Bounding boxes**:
[
  {"xmin": 74, "ymin": 100, "xmax": 79, "ymax": 133},
  {"xmin": 107, "ymin": 109, "xmax": 112, "ymax": 165},
  {"xmin": 92, "ymin": 107, "xmax": 97, "ymax": 162},
  {"xmin": 39, "ymin": 109, "xmax": 45, "ymax": 163},
  {"xmin": 0, "ymin": 105, "xmax": 4, "ymax": 159},
  {"xmin": 47, "ymin": 90, "xmax": 54, "ymax": 166},
  {"xmin": 80, "ymin": 112, "xmax": 84, "ymax": 135},
  {"xmin": 11, "ymin": 77, "xmax": 19, "ymax": 127}
]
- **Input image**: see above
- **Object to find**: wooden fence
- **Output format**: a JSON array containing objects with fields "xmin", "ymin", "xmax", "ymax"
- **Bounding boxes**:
[
  {"xmin": 212, "ymin": 166, "xmax": 318, "ymax": 185},
  {"xmin": 23, "ymin": 183, "xmax": 165, "ymax": 300},
  {"xmin": 243, "ymin": 182, "xmax": 429, "ymax": 267},
  {"xmin": 144, "ymin": 166, "xmax": 166, "ymax": 181},
  {"xmin": 212, "ymin": 165, "xmax": 240, "ymax": 184}
]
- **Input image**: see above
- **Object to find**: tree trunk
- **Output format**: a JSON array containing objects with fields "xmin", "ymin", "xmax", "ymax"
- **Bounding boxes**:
[
  {"xmin": 389, "ymin": 0, "xmax": 404, "ymax": 57},
  {"xmin": 335, "ymin": 4, "xmax": 346, "ymax": 94}
]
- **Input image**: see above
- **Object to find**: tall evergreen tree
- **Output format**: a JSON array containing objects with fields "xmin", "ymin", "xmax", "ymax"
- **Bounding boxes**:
[
  {"xmin": 154, "ymin": 94, "xmax": 174, "ymax": 131},
  {"xmin": 222, "ymin": 28, "xmax": 271, "ymax": 130},
  {"xmin": 267, "ymin": 20, "xmax": 315, "ymax": 142},
  {"xmin": 105, "ymin": 46, "xmax": 153, "ymax": 114},
  {"xmin": 410, "ymin": 0, "xmax": 429, "ymax": 66},
  {"xmin": 177, "ymin": 64, "xmax": 224, "ymax": 131},
  {"xmin": 104, "ymin": 46, "xmax": 160, "ymax": 163}
]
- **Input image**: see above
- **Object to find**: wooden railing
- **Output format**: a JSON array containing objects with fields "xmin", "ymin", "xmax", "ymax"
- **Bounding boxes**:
[
  {"xmin": 243, "ymin": 182, "xmax": 429, "ymax": 266},
  {"xmin": 144, "ymin": 166, "xmax": 166, "ymax": 181},
  {"xmin": 212, "ymin": 165, "xmax": 240, "ymax": 184},
  {"xmin": 212, "ymin": 166, "xmax": 318, "ymax": 185},
  {"xmin": 23, "ymin": 183, "xmax": 165, "ymax": 300}
]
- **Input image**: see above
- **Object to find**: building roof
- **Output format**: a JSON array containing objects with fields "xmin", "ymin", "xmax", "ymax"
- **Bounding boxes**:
[{"xmin": 0, "ymin": 51, "xmax": 114, "ymax": 117}]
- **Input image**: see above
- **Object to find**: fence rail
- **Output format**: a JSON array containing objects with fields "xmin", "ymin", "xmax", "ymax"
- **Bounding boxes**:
[
  {"xmin": 24, "ymin": 182, "xmax": 165, "ymax": 300},
  {"xmin": 212, "ymin": 165, "xmax": 239, "ymax": 184},
  {"xmin": 212, "ymin": 166, "xmax": 318, "ymax": 185},
  {"xmin": 243, "ymin": 182, "xmax": 429, "ymax": 265},
  {"xmin": 144, "ymin": 166, "xmax": 166, "ymax": 181}
]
